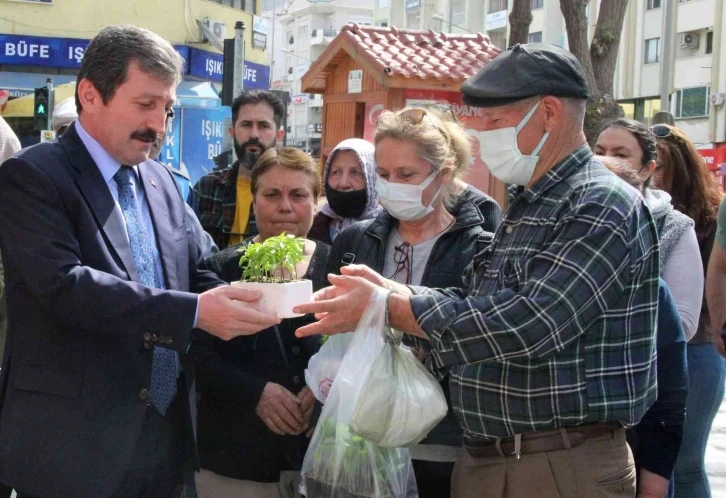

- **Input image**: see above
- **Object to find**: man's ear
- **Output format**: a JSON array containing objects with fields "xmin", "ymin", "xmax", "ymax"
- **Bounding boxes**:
[
  {"xmin": 541, "ymin": 96, "xmax": 564, "ymax": 132},
  {"xmin": 77, "ymin": 79, "xmax": 101, "ymax": 115},
  {"xmin": 277, "ymin": 128, "xmax": 285, "ymax": 142}
]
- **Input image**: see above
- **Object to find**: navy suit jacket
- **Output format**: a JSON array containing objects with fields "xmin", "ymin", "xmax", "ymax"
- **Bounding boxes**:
[{"xmin": 0, "ymin": 123, "xmax": 223, "ymax": 497}]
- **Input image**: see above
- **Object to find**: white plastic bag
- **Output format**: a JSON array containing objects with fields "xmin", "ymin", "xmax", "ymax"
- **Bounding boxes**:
[
  {"xmin": 304, "ymin": 332, "xmax": 354, "ymax": 403},
  {"xmin": 349, "ymin": 327, "xmax": 448, "ymax": 448},
  {"xmin": 300, "ymin": 289, "xmax": 418, "ymax": 498}
]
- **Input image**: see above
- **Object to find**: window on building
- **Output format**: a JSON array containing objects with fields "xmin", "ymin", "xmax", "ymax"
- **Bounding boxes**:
[
  {"xmin": 377, "ymin": 20, "xmax": 389, "ymax": 27},
  {"xmin": 489, "ymin": 31, "xmax": 507, "ymax": 49},
  {"xmin": 377, "ymin": 0, "xmax": 389, "ymax": 8},
  {"xmin": 707, "ymin": 31, "xmax": 714, "ymax": 54},
  {"xmin": 675, "ymin": 86, "xmax": 710, "ymax": 118},
  {"xmin": 406, "ymin": 10, "xmax": 421, "ymax": 29},
  {"xmin": 531, "ymin": 0, "xmax": 543, "ymax": 9},
  {"xmin": 644, "ymin": 38, "xmax": 660, "ymax": 64},
  {"xmin": 489, "ymin": 0, "xmax": 508, "ymax": 13},
  {"xmin": 528, "ymin": 31, "xmax": 542, "ymax": 43},
  {"xmin": 647, "ymin": 0, "xmax": 661, "ymax": 9},
  {"xmin": 298, "ymin": 24, "xmax": 309, "ymax": 41},
  {"xmin": 452, "ymin": 0, "xmax": 465, "ymax": 25},
  {"xmin": 207, "ymin": 0, "xmax": 255, "ymax": 14}
]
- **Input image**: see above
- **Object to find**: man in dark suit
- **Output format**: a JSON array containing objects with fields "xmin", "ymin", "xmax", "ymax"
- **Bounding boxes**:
[{"xmin": 0, "ymin": 25, "xmax": 280, "ymax": 498}]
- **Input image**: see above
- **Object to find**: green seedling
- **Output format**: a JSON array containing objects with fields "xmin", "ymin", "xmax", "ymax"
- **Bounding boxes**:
[{"xmin": 238, "ymin": 233, "xmax": 305, "ymax": 283}]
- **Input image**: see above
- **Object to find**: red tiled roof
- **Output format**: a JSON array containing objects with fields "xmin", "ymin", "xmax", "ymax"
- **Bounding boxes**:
[{"xmin": 335, "ymin": 24, "xmax": 500, "ymax": 82}]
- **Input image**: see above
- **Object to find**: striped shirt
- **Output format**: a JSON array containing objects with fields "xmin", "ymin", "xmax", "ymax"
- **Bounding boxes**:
[{"xmin": 409, "ymin": 145, "xmax": 660, "ymax": 442}]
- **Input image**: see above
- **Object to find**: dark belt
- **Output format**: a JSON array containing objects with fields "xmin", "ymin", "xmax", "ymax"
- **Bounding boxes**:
[{"xmin": 464, "ymin": 422, "xmax": 623, "ymax": 459}]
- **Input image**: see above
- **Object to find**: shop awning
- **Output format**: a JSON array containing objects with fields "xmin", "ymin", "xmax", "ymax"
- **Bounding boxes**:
[
  {"xmin": 1, "ymin": 81, "xmax": 77, "ymax": 118},
  {"xmin": 176, "ymin": 81, "xmax": 220, "ymax": 108},
  {"xmin": 0, "ymin": 72, "xmax": 77, "ymax": 98}
]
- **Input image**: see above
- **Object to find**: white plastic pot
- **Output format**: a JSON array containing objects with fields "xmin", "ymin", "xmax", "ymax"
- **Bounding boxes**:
[{"xmin": 232, "ymin": 280, "xmax": 313, "ymax": 319}]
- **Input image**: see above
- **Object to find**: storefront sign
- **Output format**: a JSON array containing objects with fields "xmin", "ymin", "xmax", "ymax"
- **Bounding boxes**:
[
  {"xmin": 180, "ymin": 106, "xmax": 230, "ymax": 187},
  {"xmin": 291, "ymin": 94, "xmax": 309, "ymax": 105},
  {"xmin": 0, "ymin": 34, "xmax": 88, "ymax": 68},
  {"xmin": 348, "ymin": 70, "xmax": 362, "ymax": 94},
  {"xmin": 486, "ymin": 10, "xmax": 508, "ymax": 31},
  {"xmin": 0, "ymin": 34, "xmax": 269, "ymax": 89},
  {"xmin": 253, "ymin": 15, "xmax": 268, "ymax": 35},
  {"xmin": 252, "ymin": 32, "xmax": 267, "ymax": 49},
  {"xmin": 187, "ymin": 48, "xmax": 270, "ymax": 90},
  {"xmin": 405, "ymin": 0, "xmax": 421, "ymax": 9}
]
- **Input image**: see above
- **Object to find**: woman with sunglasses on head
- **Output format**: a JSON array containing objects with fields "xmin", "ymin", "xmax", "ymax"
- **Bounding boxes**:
[
  {"xmin": 596, "ymin": 120, "xmax": 697, "ymax": 498},
  {"xmin": 655, "ymin": 125, "xmax": 725, "ymax": 497},
  {"xmin": 649, "ymin": 123, "xmax": 725, "ymax": 498},
  {"xmin": 324, "ymin": 106, "xmax": 501, "ymax": 498},
  {"xmin": 308, "ymin": 138, "xmax": 381, "ymax": 245}
]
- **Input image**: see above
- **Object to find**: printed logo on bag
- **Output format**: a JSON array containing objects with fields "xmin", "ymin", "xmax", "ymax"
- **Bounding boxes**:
[{"xmin": 319, "ymin": 378, "xmax": 333, "ymax": 402}]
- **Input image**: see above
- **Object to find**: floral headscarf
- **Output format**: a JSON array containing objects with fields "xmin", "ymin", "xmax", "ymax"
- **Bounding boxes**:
[{"xmin": 321, "ymin": 138, "xmax": 381, "ymax": 239}]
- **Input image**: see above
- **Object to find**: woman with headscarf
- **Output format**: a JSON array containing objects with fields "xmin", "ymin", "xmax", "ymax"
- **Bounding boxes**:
[{"xmin": 308, "ymin": 138, "xmax": 380, "ymax": 245}]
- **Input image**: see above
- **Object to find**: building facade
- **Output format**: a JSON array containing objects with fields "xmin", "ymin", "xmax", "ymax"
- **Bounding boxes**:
[
  {"xmin": 269, "ymin": 0, "xmax": 373, "ymax": 155},
  {"xmin": 374, "ymin": 0, "xmax": 726, "ymax": 150}
]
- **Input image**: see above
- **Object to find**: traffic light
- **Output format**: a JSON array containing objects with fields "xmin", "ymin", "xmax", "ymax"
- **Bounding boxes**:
[{"xmin": 33, "ymin": 87, "xmax": 49, "ymax": 131}]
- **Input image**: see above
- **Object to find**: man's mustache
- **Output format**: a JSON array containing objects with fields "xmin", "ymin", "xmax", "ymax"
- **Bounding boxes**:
[{"xmin": 131, "ymin": 129, "xmax": 160, "ymax": 143}]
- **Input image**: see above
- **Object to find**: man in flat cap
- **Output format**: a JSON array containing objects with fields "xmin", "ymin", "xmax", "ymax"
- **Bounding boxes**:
[{"xmin": 293, "ymin": 43, "xmax": 659, "ymax": 498}]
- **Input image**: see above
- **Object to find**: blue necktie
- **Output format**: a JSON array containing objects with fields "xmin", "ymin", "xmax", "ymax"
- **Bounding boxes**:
[{"xmin": 114, "ymin": 166, "xmax": 178, "ymax": 415}]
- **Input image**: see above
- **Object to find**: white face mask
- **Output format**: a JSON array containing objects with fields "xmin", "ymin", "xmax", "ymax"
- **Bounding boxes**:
[
  {"xmin": 475, "ymin": 101, "xmax": 550, "ymax": 186},
  {"xmin": 376, "ymin": 171, "xmax": 443, "ymax": 221}
]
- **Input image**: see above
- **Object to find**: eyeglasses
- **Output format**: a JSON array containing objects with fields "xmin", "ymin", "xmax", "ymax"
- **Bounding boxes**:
[
  {"xmin": 651, "ymin": 124, "xmax": 673, "ymax": 138},
  {"xmin": 389, "ymin": 241, "xmax": 412, "ymax": 285}
]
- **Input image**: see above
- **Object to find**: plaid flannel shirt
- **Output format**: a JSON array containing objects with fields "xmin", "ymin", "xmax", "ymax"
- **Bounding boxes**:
[
  {"xmin": 410, "ymin": 145, "xmax": 660, "ymax": 442},
  {"xmin": 187, "ymin": 162, "xmax": 257, "ymax": 250}
]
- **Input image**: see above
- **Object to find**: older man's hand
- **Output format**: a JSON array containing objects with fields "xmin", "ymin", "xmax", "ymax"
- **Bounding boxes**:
[{"xmin": 294, "ymin": 273, "xmax": 380, "ymax": 337}]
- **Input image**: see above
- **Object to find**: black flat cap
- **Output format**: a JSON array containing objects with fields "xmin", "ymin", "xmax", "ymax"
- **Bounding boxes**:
[{"xmin": 461, "ymin": 43, "xmax": 589, "ymax": 108}]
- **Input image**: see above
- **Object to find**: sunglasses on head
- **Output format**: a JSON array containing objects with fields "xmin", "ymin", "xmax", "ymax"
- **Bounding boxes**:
[
  {"xmin": 399, "ymin": 108, "xmax": 448, "ymax": 141},
  {"xmin": 651, "ymin": 124, "xmax": 673, "ymax": 138}
]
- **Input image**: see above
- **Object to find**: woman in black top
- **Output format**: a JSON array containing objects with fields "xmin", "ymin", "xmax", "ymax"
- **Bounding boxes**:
[{"xmin": 192, "ymin": 147, "xmax": 329, "ymax": 498}]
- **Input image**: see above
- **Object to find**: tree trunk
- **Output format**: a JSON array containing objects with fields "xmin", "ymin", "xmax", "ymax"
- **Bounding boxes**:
[
  {"xmin": 509, "ymin": 0, "xmax": 534, "ymax": 47},
  {"xmin": 559, "ymin": 0, "xmax": 597, "ymax": 95},
  {"xmin": 560, "ymin": 0, "xmax": 627, "ymax": 145},
  {"xmin": 590, "ymin": 0, "xmax": 629, "ymax": 95}
]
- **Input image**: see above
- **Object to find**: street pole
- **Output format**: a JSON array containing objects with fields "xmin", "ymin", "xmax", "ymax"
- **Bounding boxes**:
[
  {"xmin": 233, "ymin": 21, "xmax": 246, "ymax": 98},
  {"xmin": 46, "ymin": 76, "xmax": 54, "ymax": 128},
  {"xmin": 660, "ymin": 0, "xmax": 676, "ymax": 113},
  {"xmin": 269, "ymin": 0, "xmax": 276, "ymax": 89},
  {"xmin": 232, "ymin": 21, "xmax": 246, "ymax": 163}
]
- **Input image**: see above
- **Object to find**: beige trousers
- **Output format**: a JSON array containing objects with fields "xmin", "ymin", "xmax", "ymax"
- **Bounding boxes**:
[
  {"xmin": 196, "ymin": 469, "xmax": 302, "ymax": 498},
  {"xmin": 452, "ymin": 428, "xmax": 636, "ymax": 498}
]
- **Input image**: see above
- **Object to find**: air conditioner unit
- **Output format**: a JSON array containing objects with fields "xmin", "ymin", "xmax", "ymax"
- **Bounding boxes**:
[
  {"xmin": 203, "ymin": 18, "xmax": 227, "ymax": 40},
  {"xmin": 680, "ymin": 32, "xmax": 700, "ymax": 49},
  {"xmin": 711, "ymin": 93, "xmax": 726, "ymax": 107}
]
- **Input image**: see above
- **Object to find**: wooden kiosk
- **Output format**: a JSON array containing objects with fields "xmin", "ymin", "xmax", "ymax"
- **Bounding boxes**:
[{"xmin": 301, "ymin": 24, "xmax": 505, "ymax": 205}]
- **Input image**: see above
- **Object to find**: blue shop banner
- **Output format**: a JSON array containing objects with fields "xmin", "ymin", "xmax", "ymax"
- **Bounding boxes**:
[
  {"xmin": 156, "ymin": 106, "xmax": 190, "ymax": 199},
  {"xmin": 0, "ymin": 34, "xmax": 269, "ymax": 90},
  {"xmin": 188, "ymin": 48, "xmax": 269, "ymax": 90},
  {"xmin": 180, "ymin": 106, "xmax": 231, "ymax": 188},
  {"xmin": 0, "ymin": 34, "xmax": 88, "ymax": 68}
]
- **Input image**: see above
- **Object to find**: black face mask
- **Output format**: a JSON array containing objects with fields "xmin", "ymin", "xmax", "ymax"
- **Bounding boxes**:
[{"xmin": 325, "ymin": 184, "xmax": 368, "ymax": 219}]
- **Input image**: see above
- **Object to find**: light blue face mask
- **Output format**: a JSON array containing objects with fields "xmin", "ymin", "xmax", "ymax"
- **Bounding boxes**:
[
  {"xmin": 375, "ymin": 171, "xmax": 443, "ymax": 221},
  {"xmin": 474, "ymin": 100, "xmax": 550, "ymax": 186}
]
